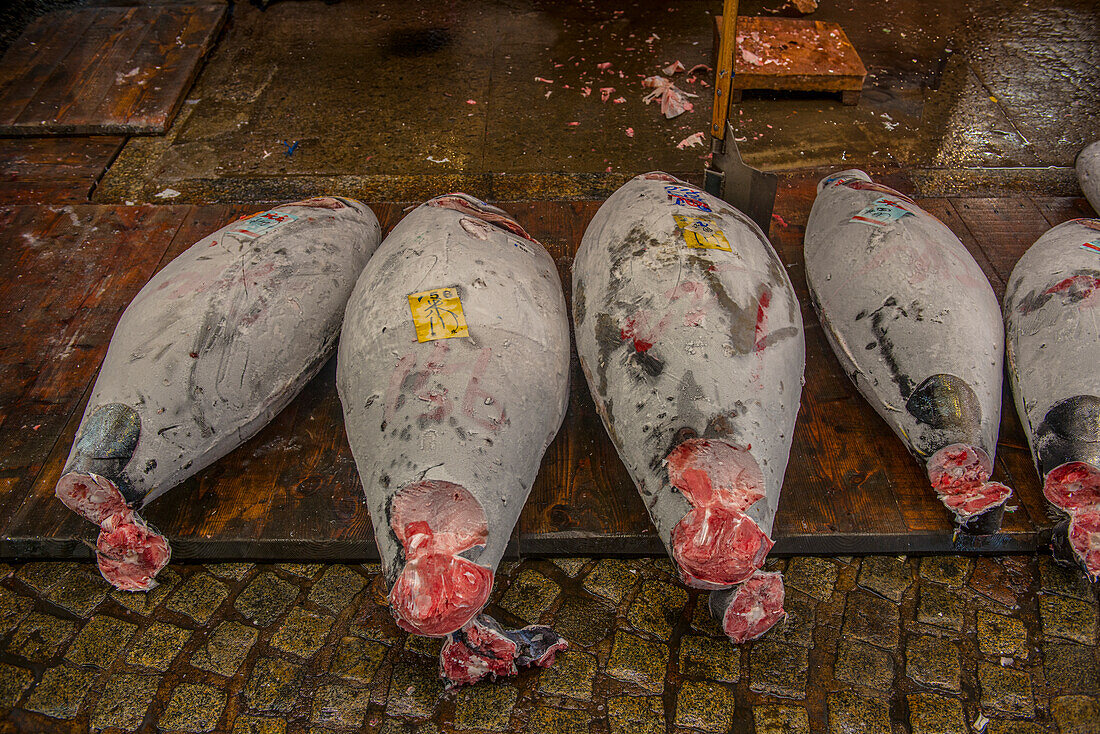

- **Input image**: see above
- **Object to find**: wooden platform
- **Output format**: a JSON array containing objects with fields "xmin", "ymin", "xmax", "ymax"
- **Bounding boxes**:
[
  {"xmin": 0, "ymin": 3, "xmax": 225, "ymax": 135},
  {"xmin": 715, "ymin": 16, "xmax": 868, "ymax": 105},
  {"xmin": 0, "ymin": 182, "xmax": 1094, "ymax": 562}
]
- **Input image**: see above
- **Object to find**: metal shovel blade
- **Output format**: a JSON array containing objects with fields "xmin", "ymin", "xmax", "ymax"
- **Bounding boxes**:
[{"xmin": 704, "ymin": 121, "xmax": 778, "ymax": 236}]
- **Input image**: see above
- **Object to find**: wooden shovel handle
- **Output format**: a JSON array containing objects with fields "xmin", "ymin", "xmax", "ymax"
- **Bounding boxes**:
[{"xmin": 711, "ymin": 0, "xmax": 739, "ymax": 139}]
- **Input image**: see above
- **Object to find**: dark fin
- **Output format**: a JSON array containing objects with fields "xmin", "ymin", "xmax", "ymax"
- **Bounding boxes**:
[
  {"xmin": 1049, "ymin": 518, "xmax": 1079, "ymax": 569},
  {"xmin": 1035, "ymin": 395, "xmax": 1100, "ymax": 477},
  {"xmin": 67, "ymin": 404, "xmax": 141, "ymax": 505},
  {"xmin": 905, "ymin": 374, "xmax": 982, "ymax": 437}
]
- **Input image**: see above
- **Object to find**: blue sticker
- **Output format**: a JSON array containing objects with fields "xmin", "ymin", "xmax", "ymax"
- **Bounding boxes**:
[
  {"xmin": 850, "ymin": 197, "xmax": 914, "ymax": 227},
  {"xmin": 231, "ymin": 210, "xmax": 299, "ymax": 237},
  {"xmin": 664, "ymin": 185, "xmax": 712, "ymax": 213}
]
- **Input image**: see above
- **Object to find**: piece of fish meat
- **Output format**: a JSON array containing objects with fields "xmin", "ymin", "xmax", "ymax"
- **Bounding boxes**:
[
  {"xmin": 55, "ymin": 197, "xmax": 382, "ymax": 591},
  {"xmin": 572, "ymin": 172, "xmax": 804, "ymax": 642},
  {"xmin": 337, "ymin": 194, "xmax": 570, "ymax": 685},
  {"xmin": 1004, "ymin": 218, "xmax": 1100, "ymax": 579},
  {"xmin": 805, "ymin": 170, "xmax": 1011, "ymax": 532},
  {"xmin": 1076, "ymin": 141, "xmax": 1100, "ymax": 214}
]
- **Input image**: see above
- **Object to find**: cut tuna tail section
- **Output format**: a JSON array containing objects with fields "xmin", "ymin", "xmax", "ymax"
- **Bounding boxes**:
[
  {"xmin": 54, "ymin": 404, "xmax": 171, "ymax": 591},
  {"xmin": 387, "ymin": 480, "xmax": 494, "ymax": 637},
  {"xmin": 1044, "ymin": 462, "xmax": 1100, "ymax": 580},
  {"xmin": 667, "ymin": 439, "xmax": 774, "ymax": 589},
  {"xmin": 440, "ymin": 615, "xmax": 568, "ymax": 686},
  {"xmin": 925, "ymin": 444, "xmax": 1011, "ymax": 534},
  {"xmin": 709, "ymin": 570, "xmax": 787, "ymax": 643}
]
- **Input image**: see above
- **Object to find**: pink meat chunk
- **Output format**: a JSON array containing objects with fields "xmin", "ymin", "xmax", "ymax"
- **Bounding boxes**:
[
  {"xmin": 97, "ymin": 511, "xmax": 171, "ymax": 592},
  {"xmin": 55, "ymin": 471, "xmax": 131, "ymax": 526},
  {"xmin": 440, "ymin": 615, "xmax": 568, "ymax": 686},
  {"xmin": 720, "ymin": 570, "xmax": 787, "ymax": 643},
  {"xmin": 926, "ymin": 444, "xmax": 1012, "ymax": 521},
  {"xmin": 667, "ymin": 439, "xmax": 773, "ymax": 589},
  {"xmin": 1045, "ymin": 462, "xmax": 1100, "ymax": 578},
  {"xmin": 427, "ymin": 195, "xmax": 537, "ymax": 244},
  {"xmin": 388, "ymin": 481, "xmax": 493, "ymax": 636}
]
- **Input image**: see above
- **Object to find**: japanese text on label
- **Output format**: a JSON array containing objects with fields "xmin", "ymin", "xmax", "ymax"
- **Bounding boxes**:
[
  {"xmin": 408, "ymin": 286, "xmax": 470, "ymax": 342},
  {"xmin": 674, "ymin": 214, "xmax": 731, "ymax": 251},
  {"xmin": 664, "ymin": 185, "xmax": 712, "ymax": 212},
  {"xmin": 231, "ymin": 210, "xmax": 299, "ymax": 236}
]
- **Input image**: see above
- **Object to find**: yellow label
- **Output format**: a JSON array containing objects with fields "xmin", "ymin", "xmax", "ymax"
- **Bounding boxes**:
[
  {"xmin": 674, "ymin": 214, "xmax": 731, "ymax": 251},
  {"xmin": 408, "ymin": 286, "xmax": 470, "ymax": 342}
]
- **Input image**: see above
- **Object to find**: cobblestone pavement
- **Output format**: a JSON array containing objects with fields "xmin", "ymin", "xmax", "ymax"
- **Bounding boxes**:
[{"xmin": 0, "ymin": 555, "xmax": 1097, "ymax": 733}]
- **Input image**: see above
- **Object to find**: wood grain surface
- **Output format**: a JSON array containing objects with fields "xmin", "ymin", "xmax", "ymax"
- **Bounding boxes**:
[
  {"xmin": 0, "ymin": 184, "xmax": 1090, "ymax": 561},
  {"xmin": 0, "ymin": 4, "xmax": 225, "ymax": 135}
]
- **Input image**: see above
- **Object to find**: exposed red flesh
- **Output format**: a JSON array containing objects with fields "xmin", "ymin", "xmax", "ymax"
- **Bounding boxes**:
[
  {"xmin": 55, "ymin": 472, "xmax": 131, "ymax": 526},
  {"xmin": 1044, "ymin": 462, "xmax": 1100, "ymax": 512},
  {"xmin": 641, "ymin": 172, "xmax": 681, "ymax": 182},
  {"xmin": 388, "ymin": 480, "xmax": 492, "ymax": 636},
  {"xmin": 720, "ymin": 570, "xmax": 787, "ymax": 643},
  {"xmin": 427, "ymin": 195, "xmax": 537, "ymax": 244},
  {"xmin": 1067, "ymin": 510, "xmax": 1100, "ymax": 581},
  {"xmin": 667, "ymin": 439, "xmax": 772, "ymax": 589},
  {"xmin": 926, "ymin": 444, "xmax": 1012, "ymax": 521},
  {"xmin": 1045, "ymin": 463, "xmax": 1100, "ymax": 578},
  {"xmin": 96, "ymin": 511, "xmax": 171, "ymax": 592},
  {"xmin": 440, "ymin": 615, "xmax": 568, "ymax": 686}
]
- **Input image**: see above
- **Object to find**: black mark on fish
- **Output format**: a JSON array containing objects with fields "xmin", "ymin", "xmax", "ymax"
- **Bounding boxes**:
[{"xmin": 869, "ymin": 296, "xmax": 915, "ymax": 398}]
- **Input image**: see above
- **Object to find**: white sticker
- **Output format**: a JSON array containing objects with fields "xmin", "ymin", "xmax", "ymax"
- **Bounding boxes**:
[
  {"xmin": 230, "ymin": 210, "xmax": 299, "ymax": 237},
  {"xmin": 850, "ymin": 197, "xmax": 914, "ymax": 227}
]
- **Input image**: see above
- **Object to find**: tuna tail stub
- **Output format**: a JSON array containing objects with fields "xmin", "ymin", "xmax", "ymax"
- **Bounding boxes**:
[
  {"xmin": 926, "ymin": 444, "xmax": 1011, "ymax": 532},
  {"xmin": 709, "ymin": 570, "xmax": 787, "ymax": 643},
  {"xmin": 439, "ymin": 614, "xmax": 568, "ymax": 686},
  {"xmin": 387, "ymin": 480, "xmax": 494, "ymax": 637},
  {"xmin": 1043, "ymin": 461, "xmax": 1100, "ymax": 580},
  {"xmin": 667, "ymin": 439, "xmax": 774, "ymax": 589}
]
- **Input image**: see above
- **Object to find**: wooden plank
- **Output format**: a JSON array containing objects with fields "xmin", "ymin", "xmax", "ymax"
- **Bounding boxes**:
[
  {"xmin": 13, "ymin": 7, "xmax": 141, "ymax": 128},
  {"xmin": 0, "ymin": 195, "xmax": 1057, "ymax": 561},
  {"xmin": 122, "ymin": 4, "xmax": 228, "ymax": 133},
  {"xmin": 0, "ymin": 137, "xmax": 124, "ymax": 204},
  {"xmin": 1030, "ymin": 196, "xmax": 1096, "ymax": 227},
  {"xmin": 948, "ymin": 198, "xmax": 1051, "ymax": 285},
  {"xmin": 0, "ymin": 4, "xmax": 225, "ymax": 135},
  {"xmin": 0, "ymin": 10, "xmax": 96, "ymax": 126}
]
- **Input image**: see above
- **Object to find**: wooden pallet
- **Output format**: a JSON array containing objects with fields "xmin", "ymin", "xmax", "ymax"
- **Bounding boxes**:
[
  {"xmin": 0, "ymin": 4, "xmax": 225, "ymax": 135},
  {"xmin": 0, "ymin": 182, "xmax": 1092, "ymax": 562},
  {"xmin": 0, "ymin": 136, "xmax": 124, "ymax": 204},
  {"xmin": 714, "ymin": 16, "xmax": 868, "ymax": 105}
]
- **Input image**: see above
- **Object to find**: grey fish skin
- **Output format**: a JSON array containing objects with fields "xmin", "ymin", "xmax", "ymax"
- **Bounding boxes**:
[
  {"xmin": 337, "ymin": 194, "xmax": 570, "ymax": 685},
  {"xmin": 805, "ymin": 170, "xmax": 1011, "ymax": 531},
  {"xmin": 1004, "ymin": 218, "xmax": 1100, "ymax": 579},
  {"xmin": 55, "ymin": 197, "xmax": 381, "ymax": 591},
  {"xmin": 1076, "ymin": 141, "xmax": 1100, "ymax": 214},
  {"xmin": 572, "ymin": 172, "xmax": 804, "ymax": 642}
]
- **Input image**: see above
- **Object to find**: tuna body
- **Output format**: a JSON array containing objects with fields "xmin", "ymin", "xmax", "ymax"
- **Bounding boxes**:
[
  {"xmin": 1004, "ymin": 218, "xmax": 1100, "ymax": 579},
  {"xmin": 1077, "ymin": 141, "xmax": 1100, "ymax": 214},
  {"xmin": 573, "ymin": 173, "xmax": 804, "ymax": 642},
  {"xmin": 55, "ymin": 197, "xmax": 382, "ymax": 590},
  {"xmin": 337, "ymin": 194, "xmax": 570, "ymax": 684},
  {"xmin": 804, "ymin": 170, "xmax": 1010, "ymax": 531}
]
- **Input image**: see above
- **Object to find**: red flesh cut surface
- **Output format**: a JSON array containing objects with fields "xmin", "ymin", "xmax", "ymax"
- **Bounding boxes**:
[
  {"xmin": 1045, "ymin": 462, "xmax": 1100, "ymax": 579},
  {"xmin": 440, "ymin": 616, "xmax": 568, "ymax": 686},
  {"xmin": 667, "ymin": 439, "xmax": 773, "ymax": 589},
  {"xmin": 56, "ymin": 471, "xmax": 170, "ymax": 591},
  {"xmin": 388, "ymin": 481, "xmax": 494, "ymax": 636},
  {"xmin": 926, "ymin": 444, "xmax": 1012, "ymax": 521},
  {"xmin": 721, "ymin": 570, "xmax": 787, "ymax": 643},
  {"xmin": 97, "ymin": 510, "xmax": 171, "ymax": 592}
]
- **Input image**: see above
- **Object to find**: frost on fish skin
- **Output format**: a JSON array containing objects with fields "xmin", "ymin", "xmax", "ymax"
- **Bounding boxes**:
[{"xmin": 1004, "ymin": 218, "xmax": 1100, "ymax": 579}]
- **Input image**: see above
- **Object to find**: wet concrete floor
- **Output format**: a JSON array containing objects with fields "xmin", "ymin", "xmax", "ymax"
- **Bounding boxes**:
[{"xmin": 95, "ymin": 0, "xmax": 1100, "ymax": 203}]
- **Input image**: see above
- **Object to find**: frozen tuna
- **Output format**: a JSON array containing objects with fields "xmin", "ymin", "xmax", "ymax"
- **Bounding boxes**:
[
  {"xmin": 55, "ymin": 198, "xmax": 381, "ymax": 591},
  {"xmin": 337, "ymin": 194, "xmax": 570, "ymax": 685},
  {"xmin": 805, "ymin": 170, "xmax": 1011, "ymax": 532},
  {"xmin": 572, "ymin": 172, "xmax": 804, "ymax": 642},
  {"xmin": 1004, "ymin": 218, "xmax": 1100, "ymax": 579},
  {"xmin": 1076, "ymin": 141, "xmax": 1100, "ymax": 214}
]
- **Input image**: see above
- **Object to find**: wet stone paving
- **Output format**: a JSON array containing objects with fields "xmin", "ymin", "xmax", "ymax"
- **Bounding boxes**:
[{"xmin": 0, "ymin": 555, "xmax": 1096, "ymax": 733}]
